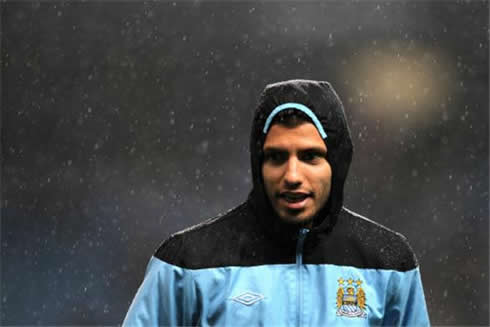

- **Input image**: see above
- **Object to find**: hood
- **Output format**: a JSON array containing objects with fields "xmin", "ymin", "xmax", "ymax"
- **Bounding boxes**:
[{"xmin": 248, "ymin": 79, "xmax": 353, "ymax": 237}]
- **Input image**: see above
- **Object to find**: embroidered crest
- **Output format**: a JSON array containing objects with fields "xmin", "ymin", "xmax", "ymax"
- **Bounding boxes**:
[{"xmin": 336, "ymin": 277, "xmax": 367, "ymax": 318}]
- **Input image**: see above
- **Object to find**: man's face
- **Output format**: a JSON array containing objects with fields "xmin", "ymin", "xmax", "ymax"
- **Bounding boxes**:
[{"xmin": 262, "ymin": 122, "xmax": 332, "ymax": 227}]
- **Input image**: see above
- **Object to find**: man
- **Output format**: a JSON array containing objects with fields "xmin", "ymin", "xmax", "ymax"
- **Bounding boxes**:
[{"xmin": 123, "ymin": 79, "xmax": 430, "ymax": 326}]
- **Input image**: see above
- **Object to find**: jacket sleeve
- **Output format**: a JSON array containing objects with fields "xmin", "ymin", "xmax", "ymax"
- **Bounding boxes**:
[
  {"xmin": 385, "ymin": 267, "xmax": 431, "ymax": 326},
  {"xmin": 122, "ymin": 256, "xmax": 197, "ymax": 327}
]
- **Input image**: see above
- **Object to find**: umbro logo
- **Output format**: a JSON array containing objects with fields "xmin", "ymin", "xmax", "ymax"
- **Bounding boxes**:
[{"xmin": 230, "ymin": 291, "xmax": 264, "ymax": 306}]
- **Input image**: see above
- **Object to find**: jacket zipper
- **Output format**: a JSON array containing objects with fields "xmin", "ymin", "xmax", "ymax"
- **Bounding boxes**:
[{"xmin": 296, "ymin": 228, "xmax": 309, "ymax": 327}]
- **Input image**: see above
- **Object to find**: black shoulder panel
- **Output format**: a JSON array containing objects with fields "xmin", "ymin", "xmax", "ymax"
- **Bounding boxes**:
[
  {"xmin": 154, "ymin": 202, "xmax": 296, "ymax": 269},
  {"xmin": 304, "ymin": 208, "xmax": 418, "ymax": 271},
  {"xmin": 154, "ymin": 203, "xmax": 418, "ymax": 272}
]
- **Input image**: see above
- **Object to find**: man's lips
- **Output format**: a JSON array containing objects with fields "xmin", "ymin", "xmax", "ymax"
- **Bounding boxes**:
[
  {"xmin": 279, "ymin": 192, "xmax": 311, "ymax": 201},
  {"xmin": 277, "ymin": 192, "xmax": 312, "ymax": 209}
]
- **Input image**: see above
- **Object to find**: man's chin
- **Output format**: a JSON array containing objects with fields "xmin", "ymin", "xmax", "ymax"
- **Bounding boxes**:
[{"xmin": 278, "ymin": 211, "xmax": 314, "ymax": 227}]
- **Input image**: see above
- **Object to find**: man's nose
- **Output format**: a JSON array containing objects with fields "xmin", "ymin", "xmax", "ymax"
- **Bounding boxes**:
[{"xmin": 283, "ymin": 157, "xmax": 302, "ymax": 188}]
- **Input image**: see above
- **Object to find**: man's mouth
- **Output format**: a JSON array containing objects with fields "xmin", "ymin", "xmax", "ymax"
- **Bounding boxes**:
[{"xmin": 279, "ymin": 192, "xmax": 311, "ymax": 203}]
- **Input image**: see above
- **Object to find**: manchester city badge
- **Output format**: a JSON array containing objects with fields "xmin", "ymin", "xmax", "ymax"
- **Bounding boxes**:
[{"xmin": 336, "ymin": 277, "xmax": 367, "ymax": 318}]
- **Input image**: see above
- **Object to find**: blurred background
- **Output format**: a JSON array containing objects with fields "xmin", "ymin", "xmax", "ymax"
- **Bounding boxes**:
[{"xmin": 1, "ymin": 1, "xmax": 488, "ymax": 325}]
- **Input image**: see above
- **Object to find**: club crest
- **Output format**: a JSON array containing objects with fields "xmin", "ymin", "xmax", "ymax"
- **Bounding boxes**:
[{"xmin": 336, "ymin": 277, "xmax": 367, "ymax": 318}]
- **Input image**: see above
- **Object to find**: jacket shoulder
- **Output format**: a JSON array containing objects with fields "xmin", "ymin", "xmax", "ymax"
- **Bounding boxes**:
[
  {"xmin": 336, "ymin": 207, "xmax": 419, "ymax": 271},
  {"xmin": 154, "ymin": 202, "xmax": 251, "ymax": 268}
]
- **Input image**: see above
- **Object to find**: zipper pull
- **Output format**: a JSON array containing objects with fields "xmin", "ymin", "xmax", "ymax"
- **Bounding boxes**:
[{"xmin": 298, "ymin": 228, "xmax": 309, "ymax": 240}]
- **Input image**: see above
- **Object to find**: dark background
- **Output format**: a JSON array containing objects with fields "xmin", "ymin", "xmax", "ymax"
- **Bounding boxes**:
[{"xmin": 1, "ymin": 1, "xmax": 488, "ymax": 325}]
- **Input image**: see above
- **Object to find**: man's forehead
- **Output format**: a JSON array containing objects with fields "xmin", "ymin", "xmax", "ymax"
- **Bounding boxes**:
[{"xmin": 263, "ymin": 122, "xmax": 326, "ymax": 148}]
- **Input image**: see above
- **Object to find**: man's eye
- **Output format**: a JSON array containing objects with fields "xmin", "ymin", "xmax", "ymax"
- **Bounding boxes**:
[
  {"xmin": 265, "ymin": 152, "xmax": 287, "ymax": 163},
  {"xmin": 300, "ymin": 151, "xmax": 325, "ymax": 163}
]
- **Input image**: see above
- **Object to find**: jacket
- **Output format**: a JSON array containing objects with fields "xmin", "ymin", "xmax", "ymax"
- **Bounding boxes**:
[{"xmin": 123, "ymin": 80, "xmax": 430, "ymax": 326}]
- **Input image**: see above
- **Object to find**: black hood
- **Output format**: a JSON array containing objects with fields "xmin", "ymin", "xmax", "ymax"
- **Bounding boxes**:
[{"xmin": 248, "ymin": 79, "xmax": 353, "ymax": 238}]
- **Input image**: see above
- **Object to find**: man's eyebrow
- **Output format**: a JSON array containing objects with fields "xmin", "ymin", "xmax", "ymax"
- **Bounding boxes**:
[
  {"xmin": 263, "ymin": 146, "xmax": 327, "ymax": 154},
  {"xmin": 263, "ymin": 146, "xmax": 287, "ymax": 153},
  {"xmin": 299, "ymin": 146, "xmax": 327, "ymax": 154}
]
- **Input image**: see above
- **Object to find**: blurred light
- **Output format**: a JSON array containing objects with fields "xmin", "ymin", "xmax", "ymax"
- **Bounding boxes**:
[{"xmin": 343, "ymin": 41, "xmax": 455, "ymax": 123}]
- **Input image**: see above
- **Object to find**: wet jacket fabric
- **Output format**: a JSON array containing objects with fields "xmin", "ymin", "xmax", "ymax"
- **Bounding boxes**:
[{"xmin": 123, "ymin": 80, "xmax": 430, "ymax": 326}]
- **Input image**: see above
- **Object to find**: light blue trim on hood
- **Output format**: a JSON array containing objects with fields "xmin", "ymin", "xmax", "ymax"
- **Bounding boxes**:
[{"xmin": 262, "ymin": 102, "xmax": 328, "ymax": 139}]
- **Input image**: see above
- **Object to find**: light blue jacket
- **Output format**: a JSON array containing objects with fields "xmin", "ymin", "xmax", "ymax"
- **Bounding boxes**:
[{"xmin": 123, "ymin": 227, "xmax": 430, "ymax": 326}]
